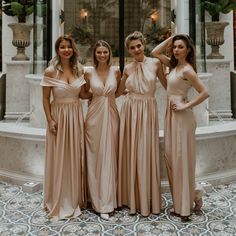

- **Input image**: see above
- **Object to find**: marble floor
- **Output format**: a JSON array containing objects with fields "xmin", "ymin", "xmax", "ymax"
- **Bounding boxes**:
[{"xmin": 0, "ymin": 181, "xmax": 236, "ymax": 236}]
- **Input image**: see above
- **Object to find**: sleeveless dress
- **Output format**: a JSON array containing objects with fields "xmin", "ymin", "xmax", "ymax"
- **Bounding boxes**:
[
  {"xmin": 165, "ymin": 68, "xmax": 196, "ymax": 217},
  {"xmin": 40, "ymin": 74, "xmax": 87, "ymax": 220},
  {"xmin": 85, "ymin": 67, "xmax": 119, "ymax": 213},
  {"xmin": 118, "ymin": 57, "xmax": 161, "ymax": 216}
]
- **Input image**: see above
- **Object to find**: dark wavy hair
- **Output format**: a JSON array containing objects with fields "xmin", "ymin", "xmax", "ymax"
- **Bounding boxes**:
[
  {"xmin": 92, "ymin": 40, "xmax": 112, "ymax": 68},
  {"xmin": 170, "ymin": 34, "xmax": 197, "ymax": 72},
  {"xmin": 50, "ymin": 35, "xmax": 83, "ymax": 76}
]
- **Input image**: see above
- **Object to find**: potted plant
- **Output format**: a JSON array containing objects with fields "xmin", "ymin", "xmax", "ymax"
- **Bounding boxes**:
[
  {"xmin": 2, "ymin": 0, "xmax": 34, "ymax": 22},
  {"xmin": 2, "ymin": 0, "xmax": 45, "ymax": 60},
  {"xmin": 202, "ymin": 0, "xmax": 236, "ymax": 21},
  {"xmin": 201, "ymin": 0, "xmax": 236, "ymax": 59}
]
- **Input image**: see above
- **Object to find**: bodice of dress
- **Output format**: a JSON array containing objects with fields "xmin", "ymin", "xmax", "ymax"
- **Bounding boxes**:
[
  {"xmin": 40, "ymin": 75, "xmax": 86, "ymax": 100},
  {"xmin": 125, "ymin": 57, "xmax": 157, "ymax": 96},
  {"xmin": 89, "ymin": 67, "xmax": 117, "ymax": 97},
  {"xmin": 166, "ymin": 68, "xmax": 192, "ymax": 102}
]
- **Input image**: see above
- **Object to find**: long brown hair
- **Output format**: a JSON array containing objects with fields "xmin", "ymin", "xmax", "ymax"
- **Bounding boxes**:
[
  {"xmin": 50, "ymin": 35, "xmax": 83, "ymax": 76},
  {"xmin": 170, "ymin": 34, "xmax": 197, "ymax": 72},
  {"xmin": 92, "ymin": 40, "xmax": 113, "ymax": 68}
]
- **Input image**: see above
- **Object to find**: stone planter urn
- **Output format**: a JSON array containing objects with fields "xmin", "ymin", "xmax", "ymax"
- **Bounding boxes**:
[
  {"xmin": 8, "ymin": 23, "xmax": 33, "ymax": 61},
  {"xmin": 205, "ymin": 21, "xmax": 229, "ymax": 59}
]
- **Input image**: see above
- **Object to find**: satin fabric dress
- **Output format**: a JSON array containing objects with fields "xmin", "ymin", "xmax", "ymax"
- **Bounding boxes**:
[
  {"xmin": 164, "ymin": 68, "xmax": 197, "ymax": 217},
  {"xmin": 85, "ymin": 67, "xmax": 119, "ymax": 213},
  {"xmin": 40, "ymin": 74, "xmax": 87, "ymax": 220},
  {"xmin": 118, "ymin": 57, "xmax": 161, "ymax": 216}
]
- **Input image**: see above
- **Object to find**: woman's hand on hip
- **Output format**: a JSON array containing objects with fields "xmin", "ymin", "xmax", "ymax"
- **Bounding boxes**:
[{"xmin": 172, "ymin": 102, "xmax": 188, "ymax": 112}]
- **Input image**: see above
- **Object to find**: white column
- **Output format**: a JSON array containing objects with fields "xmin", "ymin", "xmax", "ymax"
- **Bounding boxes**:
[
  {"xmin": 52, "ymin": 0, "xmax": 64, "ymax": 57},
  {"xmin": 175, "ymin": 0, "xmax": 189, "ymax": 34}
]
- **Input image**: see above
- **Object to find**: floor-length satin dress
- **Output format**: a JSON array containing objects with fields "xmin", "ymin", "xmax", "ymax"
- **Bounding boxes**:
[
  {"xmin": 85, "ymin": 67, "xmax": 119, "ymax": 213},
  {"xmin": 118, "ymin": 57, "xmax": 161, "ymax": 216},
  {"xmin": 41, "ymin": 74, "xmax": 87, "ymax": 220},
  {"xmin": 165, "ymin": 68, "xmax": 197, "ymax": 217}
]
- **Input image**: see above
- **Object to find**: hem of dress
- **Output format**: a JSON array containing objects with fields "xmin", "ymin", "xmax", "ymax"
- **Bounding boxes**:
[
  {"xmin": 44, "ymin": 206, "xmax": 82, "ymax": 220},
  {"xmin": 174, "ymin": 209, "xmax": 193, "ymax": 217},
  {"xmin": 119, "ymin": 204, "xmax": 161, "ymax": 217},
  {"xmin": 92, "ymin": 205, "xmax": 117, "ymax": 214}
]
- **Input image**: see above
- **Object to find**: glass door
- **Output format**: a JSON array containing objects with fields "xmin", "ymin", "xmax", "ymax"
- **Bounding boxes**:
[
  {"xmin": 23, "ymin": 1, "xmax": 208, "ymax": 74},
  {"xmin": 64, "ymin": 0, "xmax": 119, "ymax": 66},
  {"xmin": 194, "ymin": 0, "xmax": 206, "ymax": 72},
  {"xmin": 124, "ymin": 0, "xmax": 172, "ymax": 62},
  {"xmin": 62, "ymin": 0, "xmax": 172, "ymax": 67},
  {"xmin": 0, "ymin": 1, "xmax": 2, "ymax": 71},
  {"xmin": 33, "ymin": 0, "xmax": 51, "ymax": 74}
]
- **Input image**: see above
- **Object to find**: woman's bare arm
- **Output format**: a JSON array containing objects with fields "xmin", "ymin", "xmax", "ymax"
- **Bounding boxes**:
[
  {"xmin": 184, "ymin": 69, "xmax": 209, "ymax": 109},
  {"xmin": 151, "ymin": 36, "xmax": 173, "ymax": 67},
  {"xmin": 79, "ymin": 72, "xmax": 92, "ymax": 99},
  {"xmin": 115, "ymin": 67, "xmax": 128, "ymax": 97},
  {"xmin": 172, "ymin": 68, "xmax": 209, "ymax": 112},
  {"xmin": 156, "ymin": 59, "xmax": 167, "ymax": 89},
  {"xmin": 42, "ymin": 68, "xmax": 57, "ymax": 134},
  {"xmin": 115, "ymin": 68, "xmax": 122, "ymax": 97}
]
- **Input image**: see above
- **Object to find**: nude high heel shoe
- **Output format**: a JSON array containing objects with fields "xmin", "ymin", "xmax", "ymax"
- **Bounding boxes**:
[{"xmin": 100, "ymin": 213, "xmax": 109, "ymax": 220}]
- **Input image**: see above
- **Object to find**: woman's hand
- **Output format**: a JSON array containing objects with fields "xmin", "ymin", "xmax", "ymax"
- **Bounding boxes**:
[
  {"xmin": 171, "ymin": 102, "xmax": 188, "ymax": 112},
  {"xmin": 48, "ymin": 119, "xmax": 57, "ymax": 135}
]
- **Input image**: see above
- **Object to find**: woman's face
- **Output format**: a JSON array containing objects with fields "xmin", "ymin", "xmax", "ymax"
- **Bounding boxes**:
[
  {"xmin": 128, "ymin": 39, "xmax": 144, "ymax": 61},
  {"xmin": 58, "ymin": 39, "xmax": 73, "ymax": 60},
  {"xmin": 172, "ymin": 39, "xmax": 189, "ymax": 61},
  {"xmin": 95, "ymin": 46, "xmax": 110, "ymax": 64}
]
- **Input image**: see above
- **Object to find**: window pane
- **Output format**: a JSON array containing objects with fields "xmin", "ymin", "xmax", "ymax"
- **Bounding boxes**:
[
  {"xmin": 195, "ymin": 0, "xmax": 206, "ymax": 72},
  {"xmin": 64, "ymin": 0, "xmax": 119, "ymax": 66},
  {"xmin": 124, "ymin": 0, "xmax": 171, "ymax": 61},
  {"xmin": 0, "ymin": 6, "xmax": 2, "ymax": 71},
  {"xmin": 33, "ymin": 0, "xmax": 48, "ymax": 74}
]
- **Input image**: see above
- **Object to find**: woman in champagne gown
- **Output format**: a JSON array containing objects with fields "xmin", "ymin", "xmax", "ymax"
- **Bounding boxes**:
[
  {"xmin": 85, "ymin": 40, "xmax": 121, "ymax": 220},
  {"xmin": 117, "ymin": 31, "xmax": 167, "ymax": 216},
  {"xmin": 152, "ymin": 34, "xmax": 209, "ymax": 222},
  {"xmin": 41, "ymin": 35, "xmax": 91, "ymax": 220}
]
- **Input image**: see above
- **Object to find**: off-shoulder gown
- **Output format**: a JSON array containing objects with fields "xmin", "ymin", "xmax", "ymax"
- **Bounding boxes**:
[{"xmin": 41, "ymin": 74, "xmax": 87, "ymax": 219}]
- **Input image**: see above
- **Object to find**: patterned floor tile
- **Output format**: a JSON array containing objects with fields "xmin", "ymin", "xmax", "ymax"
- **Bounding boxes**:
[{"xmin": 0, "ymin": 181, "xmax": 236, "ymax": 235}]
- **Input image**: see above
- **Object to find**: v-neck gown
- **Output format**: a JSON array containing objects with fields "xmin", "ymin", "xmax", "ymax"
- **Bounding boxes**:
[
  {"xmin": 85, "ymin": 67, "xmax": 119, "ymax": 213},
  {"xmin": 40, "ymin": 75, "xmax": 87, "ymax": 220},
  {"xmin": 165, "ymin": 68, "xmax": 197, "ymax": 217},
  {"xmin": 118, "ymin": 57, "xmax": 161, "ymax": 216}
]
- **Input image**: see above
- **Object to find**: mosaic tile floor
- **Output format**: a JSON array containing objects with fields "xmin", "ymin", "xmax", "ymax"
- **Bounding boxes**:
[{"xmin": 0, "ymin": 181, "xmax": 236, "ymax": 235}]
